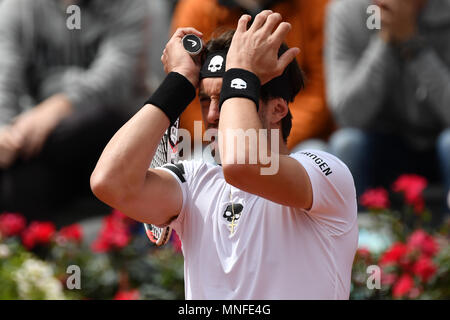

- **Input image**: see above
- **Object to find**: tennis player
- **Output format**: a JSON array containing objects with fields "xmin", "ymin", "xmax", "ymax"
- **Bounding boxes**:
[{"xmin": 91, "ymin": 11, "xmax": 358, "ymax": 299}]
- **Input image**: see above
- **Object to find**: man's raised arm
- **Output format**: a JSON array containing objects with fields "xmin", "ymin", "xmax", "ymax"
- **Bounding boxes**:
[
  {"xmin": 218, "ymin": 12, "xmax": 313, "ymax": 210},
  {"xmin": 90, "ymin": 28, "xmax": 203, "ymax": 226}
]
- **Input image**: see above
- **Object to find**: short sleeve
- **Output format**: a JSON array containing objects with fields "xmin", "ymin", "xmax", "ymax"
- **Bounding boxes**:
[
  {"xmin": 154, "ymin": 160, "xmax": 203, "ymax": 238},
  {"xmin": 290, "ymin": 150, "xmax": 358, "ymax": 236}
]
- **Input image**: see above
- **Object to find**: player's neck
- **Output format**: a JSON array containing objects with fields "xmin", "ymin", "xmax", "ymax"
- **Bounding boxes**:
[
  {"xmin": 279, "ymin": 141, "xmax": 289, "ymax": 155},
  {"xmin": 268, "ymin": 129, "xmax": 290, "ymax": 155}
]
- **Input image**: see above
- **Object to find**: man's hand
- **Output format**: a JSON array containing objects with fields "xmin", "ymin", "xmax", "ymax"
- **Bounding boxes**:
[
  {"xmin": 226, "ymin": 11, "xmax": 300, "ymax": 85},
  {"xmin": 161, "ymin": 27, "xmax": 203, "ymax": 88},
  {"xmin": 11, "ymin": 94, "xmax": 73, "ymax": 160},
  {"xmin": 0, "ymin": 125, "xmax": 21, "ymax": 168},
  {"xmin": 376, "ymin": 0, "xmax": 425, "ymax": 43}
]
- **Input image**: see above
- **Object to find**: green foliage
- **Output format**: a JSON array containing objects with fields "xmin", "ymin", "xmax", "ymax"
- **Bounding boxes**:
[{"xmin": 0, "ymin": 221, "xmax": 184, "ymax": 300}]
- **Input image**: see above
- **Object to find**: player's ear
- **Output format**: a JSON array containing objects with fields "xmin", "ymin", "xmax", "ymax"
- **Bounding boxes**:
[{"xmin": 269, "ymin": 98, "xmax": 288, "ymax": 125}]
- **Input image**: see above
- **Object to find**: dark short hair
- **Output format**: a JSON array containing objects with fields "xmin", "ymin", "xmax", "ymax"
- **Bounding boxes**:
[{"xmin": 202, "ymin": 30, "xmax": 305, "ymax": 142}]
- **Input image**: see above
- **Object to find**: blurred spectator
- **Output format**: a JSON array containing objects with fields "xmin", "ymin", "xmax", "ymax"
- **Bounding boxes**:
[
  {"xmin": 147, "ymin": 0, "xmax": 173, "ymax": 91},
  {"xmin": 171, "ymin": 0, "xmax": 334, "ymax": 150},
  {"xmin": 0, "ymin": 0, "xmax": 150, "ymax": 217},
  {"xmin": 325, "ymin": 0, "xmax": 450, "ymax": 203},
  {"xmin": 168, "ymin": 0, "xmax": 181, "ymax": 13}
]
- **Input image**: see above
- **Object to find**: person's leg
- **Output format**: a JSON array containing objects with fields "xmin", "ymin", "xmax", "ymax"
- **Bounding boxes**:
[
  {"xmin": 435, "ymin": 129, "xmax": 450, "ymax": 219},
  {"xmin": 437, "ymin": 128, "xmax": 450, "ymax": 195},
  {"xmin": 1, "ymin": 156, "xmax": 65, "ymax": 219},
  {"xmin": 328, "ymin": 128, "xmax": 374, "ymax": 197},
  {"xmin": 0, "ymin": 107, "xmax": 127, "ymax": 218},
  {"xmin": 373, "ymin": 136, "xmax": 444, "ymax": 226}
]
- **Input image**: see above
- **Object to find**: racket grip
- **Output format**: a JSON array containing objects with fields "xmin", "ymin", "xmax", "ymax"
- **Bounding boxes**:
[{"xmin": 182, "ymin": 34, "xmax": 203, "ymax": 56}]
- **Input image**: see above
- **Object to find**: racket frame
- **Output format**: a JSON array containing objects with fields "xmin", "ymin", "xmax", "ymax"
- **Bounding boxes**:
[{"xmin": 143, "ymin": 119, "xmax": 179, "ymax": 246}]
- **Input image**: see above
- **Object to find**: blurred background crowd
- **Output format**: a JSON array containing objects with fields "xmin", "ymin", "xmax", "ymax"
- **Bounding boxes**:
[{"xmin": 0, "ymin": 0, "xmax": 449, "ymax": 226}]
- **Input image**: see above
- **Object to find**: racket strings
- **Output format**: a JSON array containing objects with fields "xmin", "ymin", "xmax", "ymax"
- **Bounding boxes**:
[
  {"xmin": 145, "ymin": 128, "xmax": 175, "ymax": 246},
  {"xmin": 150, "ymin": 134, "xmax": 169, "ymax": 169}
]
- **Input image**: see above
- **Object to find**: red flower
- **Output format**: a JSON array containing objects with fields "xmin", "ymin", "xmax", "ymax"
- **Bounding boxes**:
[
  {"xmin": 360, "ymin": 188, "xmax": 390, "ymax": 210},
  {"xmin": 408, "ymin": 287, "xmax": 422, "ymax": 299},
  {"xmin": 380, "ymin": 270, "xmax": 397, "ymax": 286},
  {"xmin": 412, "ymin": 255, "xmax": 437, "ymax": 283},
  {"xmin": 111, "ymin": 209, "xmax": 127, "ymax": 221},
  {"xmin": 171, "ymin": 231, "xmax": 182, "ymax": 253},
  {"xmin": 91, "ymin": 213, "xmax": 131, "ymax": 253},
  {"xmin": 380, "ymin": 242, "xmax": 408, "ymax": 265},
  {"xmin": 392, "ymin": 274, "xmax": 414, "ymax": 298},
  {"xmin": 357, "ymin": 247, "xmax": 371, "ymax": 257},
  {"xmin": 57, "ymin": 224, "xmax": 83, "ymax": 243},
  {"xmin": 407, "ymin": 230, "xmax": 439, "ymax": 258},
  {"xmin": 392, "ymin": 174, "xmax": 427, "ymax": 213},
  {"xmin": 22, "ymin": 221, "xmax": 56, "ymax": 249},
  {"xmin": 356, "ymin": 247, "xmax": 372, "ymax": 264},
  {"xmin": 113, "ymin": 289, "xmax": 140, "ymax": 300},
  {"xmin": 0, "ymin": 212, "xmax": 26, "ymax": 237},
  {"xmin": 111, "ymin": 209, "xmax": 137, "ymax": 225}
]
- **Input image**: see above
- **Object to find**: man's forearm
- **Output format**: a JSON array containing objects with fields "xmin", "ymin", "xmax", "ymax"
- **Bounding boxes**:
[
  {"xmin": 325, "ymin": 0, "xmax": 397, "ymax": 127},
  {"xmin": 92, "ymin": 25, "xmax": 200, "ymax": 204},
  {"xmin": 219, "ymin": 97, "xmax": 264, "ymax": 167},
  {"xmin": 61, "ymin": 0, "xmax": 150, "ymax": 114},
  {"xmin": 326, "ymin": 34, "xmax": 396, "ymax": 127},
  {"xmin": 91, "ymin": 104, "xmax": 169, "ymax": 206},
  {"xmin": 0, "ymin": 1, "xmax": 26, "ymax": 128}
]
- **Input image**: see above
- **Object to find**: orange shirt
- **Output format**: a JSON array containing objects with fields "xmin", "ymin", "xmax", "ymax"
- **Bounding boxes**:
[{"xmin": 171, "ymin": 0, "xmax": 334, "ymax": 149}]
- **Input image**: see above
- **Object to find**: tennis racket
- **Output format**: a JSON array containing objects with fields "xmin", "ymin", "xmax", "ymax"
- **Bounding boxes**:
[
  {"xmin": 143, "ymin": 118, "xmax": 179, "ymax": 246},
  {"xmin": 143, "ymin": 34, "xmax": 202, "ymax": 246}
]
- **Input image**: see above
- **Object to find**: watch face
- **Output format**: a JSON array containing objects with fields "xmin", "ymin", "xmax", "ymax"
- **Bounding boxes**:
[{"xmin": 182, "ymin": 34, "xmax": 203, "ymax": 55}]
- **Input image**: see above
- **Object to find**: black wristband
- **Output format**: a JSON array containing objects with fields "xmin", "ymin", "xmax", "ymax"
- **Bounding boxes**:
[
  {"xmin": 144, "ymin": 72, "xmax": 196, "ymax": 125},
  {"xmin": 219, "ymin": 68, "xmax": 261, "ymax": 112}
]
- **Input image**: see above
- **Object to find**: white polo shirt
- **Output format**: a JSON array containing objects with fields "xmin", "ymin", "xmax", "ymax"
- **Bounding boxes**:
[{"xmin": 158, "ymin": 150, "xmax": 358, "ymax": 300}]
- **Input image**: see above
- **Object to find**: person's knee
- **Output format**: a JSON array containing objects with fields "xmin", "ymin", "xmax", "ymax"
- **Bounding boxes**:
[{"xmin": 329, "ymin": 128, "xmax": 369, "ymax": 156}]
